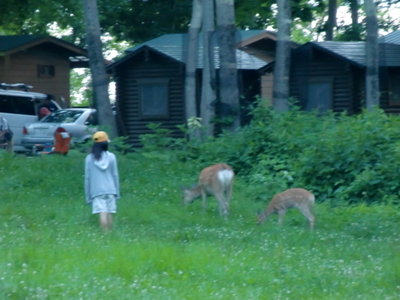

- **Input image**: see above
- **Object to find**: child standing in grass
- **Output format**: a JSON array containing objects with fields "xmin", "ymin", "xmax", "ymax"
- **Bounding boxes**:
[{"xmin": 85, "ymin": 131, "xmax": 120, "ymax": 231}]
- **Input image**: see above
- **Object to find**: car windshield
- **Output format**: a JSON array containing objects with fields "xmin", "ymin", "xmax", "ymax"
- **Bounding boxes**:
[{"xmin": 41, "ymin": 110, "xmax": 84, "ymax": 123}]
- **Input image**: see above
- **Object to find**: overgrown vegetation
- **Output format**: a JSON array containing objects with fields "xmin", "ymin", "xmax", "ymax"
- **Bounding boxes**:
[{"xmin": 139, "ymin": 100, "xmax": 400, "ymax": 205}]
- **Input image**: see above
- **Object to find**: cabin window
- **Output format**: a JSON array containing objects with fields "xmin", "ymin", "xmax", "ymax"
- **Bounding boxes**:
[
  {"xmin": 37, "ymin": 65, "xmax": 55, "ymax": 78},
  {"xmin": 388, "ymin": 74, "xmax": 400, "ymax": 106},
  {"xmin": 138, "ymin": 79, "xmax": 169, "ymax": 119},
  {"xmin": 306, "ymin": 78, "xmax": 333, "ymax": 112}
]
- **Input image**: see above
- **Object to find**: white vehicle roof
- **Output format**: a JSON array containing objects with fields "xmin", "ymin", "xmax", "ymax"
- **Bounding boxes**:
[
  {"xmin": 57, "ymin": 108, "xmax": 94, "ymax": 111},
  {"xmin": 0, "ymin": 89, "xmax": 48, "ymax": 99}
]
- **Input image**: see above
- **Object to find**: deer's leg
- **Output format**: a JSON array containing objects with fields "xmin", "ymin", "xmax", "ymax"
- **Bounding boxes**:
[
  {"xmin": 216, "ymin": 193, "xmax": 229, "ymax": 219},
  {"xmin": 277, "ymin": 210, "xmax": 286, "ymax": 225},
  {"xmin": 299, "ymin": 208, "xmax": 315, "ymax": 230},
  {"xmin": 201, "ymin": 189, "xmax": 207, "ymax": 211},
  {"xmin": 225, "ymin": 183, "xmax": 233, "ymax": 214}
]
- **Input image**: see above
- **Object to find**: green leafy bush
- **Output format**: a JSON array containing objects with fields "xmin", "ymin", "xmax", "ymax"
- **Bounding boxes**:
[{"xmin": 139, "ymin": 100, "xmax": 400, "ymax": 204}]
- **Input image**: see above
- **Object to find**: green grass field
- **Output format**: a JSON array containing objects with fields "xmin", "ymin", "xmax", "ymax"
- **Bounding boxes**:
[{"xmin": 1, "ymin": 152, "xmax": 400, "ymax": 299}]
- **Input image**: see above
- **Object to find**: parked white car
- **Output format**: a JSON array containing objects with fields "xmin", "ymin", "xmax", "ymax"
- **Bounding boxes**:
[
  {"xmin": 21, "ymin": 108, "xmax": 97, "ymax": 151},
  {"xmin": 0, "ymin": 83, "xmax": 61, "ymax": 152}
]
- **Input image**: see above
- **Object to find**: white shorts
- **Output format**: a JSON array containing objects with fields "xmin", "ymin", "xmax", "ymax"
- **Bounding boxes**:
[{"xmin": 92, "ymin": 194, "xmax": 117, "ymax": 214}]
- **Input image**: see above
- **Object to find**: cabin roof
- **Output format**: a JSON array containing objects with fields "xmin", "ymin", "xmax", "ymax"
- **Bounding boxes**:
[
  {"xmin": 125, "ymin": 30, "xmax": 275, "ymax": 53},
  {"xmin": 108, "ymin": 31, "xmax": 271, "ymax": 70},
  {"xmin": 314, "ymin": 41, "xmax": 400, "ymax": 67},
  {"xmin": 0, "ymin": 35, "xmax": 88, "ymax": 68},
  {"xmin": 378, "ymin": 30, "xmax": 400, "ymax": 44},
  {"xmin": 261, "ymin": 40, "xmax": 400, "ymax": 73}
]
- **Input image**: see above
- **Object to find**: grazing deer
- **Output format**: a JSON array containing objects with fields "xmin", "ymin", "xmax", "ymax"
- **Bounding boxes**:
[
  {"xmin": 182, "ymin": 163, "xmax": 235, "ymax": 219},
  {"xmin": 257, "ymin": 188, "xmax": 315, "ymax": 229}
]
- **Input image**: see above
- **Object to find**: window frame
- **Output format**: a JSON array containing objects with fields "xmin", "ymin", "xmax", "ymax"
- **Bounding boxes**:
[
  {"xmin": 388, "ymin": 73, "xmax": 400, "ymax": 107},
  {"xmin": 138, "ymin": 78, "xmax": 169, "ymax": 119},
  {"xmin": 37, "ymin": 65, "xmax": 55, "ymax": 78},
  {"xmin": 305, "ymin": 76, "xmax": 334, "ymax": 112}
]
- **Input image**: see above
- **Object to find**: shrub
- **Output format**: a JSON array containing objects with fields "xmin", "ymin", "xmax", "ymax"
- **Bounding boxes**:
[{"xmin": 139, "ymin": 100, "xmax": 400, "ymax": 204}]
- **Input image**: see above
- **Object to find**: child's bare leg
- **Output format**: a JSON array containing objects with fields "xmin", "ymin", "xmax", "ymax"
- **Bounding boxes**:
[
  {"xmin": 107, "ymin": 213, "xmax": 113, "ymax": 230},
  {"xmin": 99, "ymin": 212, "xmax": 110, "ymax": 231}
]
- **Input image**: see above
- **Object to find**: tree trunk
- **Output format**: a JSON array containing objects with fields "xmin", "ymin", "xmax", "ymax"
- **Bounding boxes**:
[
  {"xmin": 215, "ymin": 0, "xmax": 240, "ymax": 131},
  {"xmin": 201, "ymin": 0, "xmax": 216, "ymax": 137},
  {"xmin": 326, "ymin": 0, "xmax": 337, "ymax": 40},
  {"xmin": 273, "ymin": 0, "xmax": 291, "ymax": 112},
  {"xmin": 82, "ymin": 0, "xmax": 117, "ymax": 138},
  {"xmin": 185, "ymin": 0, "xmax": 203, "ymax": 139},
  {"xmin": 350, "ymin": 0, "xmax": 359, "ymax": 25},
  {"xmin": 365, "ymin": 0, "xmax": 379, "ymax": 111},
  {"xmin": 350, "ymin": 0, "xmax": 361, "ymax": 40}
]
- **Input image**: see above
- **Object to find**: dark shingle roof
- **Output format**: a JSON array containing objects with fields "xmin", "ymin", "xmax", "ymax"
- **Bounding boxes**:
[
  {"xmin": 378, "ymin": 43, "xmax": 400, "ymax": 66},
  {"xmin": 261, "ymin": 39, "xmax": 400, "ymax": 73},
  {"xmin": 313, "ymin": 41, "xmax": 400, "ymax": 67},
  {"xmin": 0, "ymin": 35, "xmax": 44, "ymax": 52},
  {"xmin": 235, "ymin": 30, "xmax": 273, "ymax": 42},
  {"xmin": 378, "ymin": 30, "xmax": 400, "ymax": 44},
  {"xmin": 0, "ymin": 35, "xmax": 89, "ymax": 68},
  {"xmin": 314, "ymin": 41, "xmax": 366, "ymax": 66},
  {"xmin": 0, "ymin": 35, "xmax": 87, "ymax": 56},
  {"xmin": 126, "ymin": 30, "xmax": 272, "ymax": 52},
  {"xmin": 120, "ymin": 31, "xmax": 270, "ymax": 70}
]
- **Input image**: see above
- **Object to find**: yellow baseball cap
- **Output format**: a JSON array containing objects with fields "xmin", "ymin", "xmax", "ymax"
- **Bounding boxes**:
[{"xmin": 92, "ymin": 131, "xmax": 110, "ymax": 143}]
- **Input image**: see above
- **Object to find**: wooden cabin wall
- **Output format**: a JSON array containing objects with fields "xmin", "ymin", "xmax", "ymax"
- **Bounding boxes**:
[
  {"xmin": 239, "ymin": 70, "xmax": 261, "ymax": 125},
  {"xmin": 380, "ymin": 67, "xmax": 390, "ymax": 111},
  {"xmin": 113, "ymin": 51, "xmax": 185, "ymax": 147},
  {"xmin": 289, "ymin": 45, "xmax": 311, "ymax": 108},
  {"xmin": 378, "ymin": 67, "xmax": 400, "ymax": 114},
  {"xmin": 290, "ymin": 46, "xmax": 356, "ymax": 113},
  {"xmin": 240, "ymin": 42, "xmax": 275, "ymax": 103},
  {"xmin": 1, "ymin": 48, "xmax": 71, "ymax": 106},
  {"xmin": 350, "ymin": 66, "xmax": 365, "ymax": 114},
  {"xmin": 260, "ymin": 73, "xmax": 273, "ymax": 103},
  {"xmin": 0, "ymin": 57, "xmax": 6, "ymax": 81}
]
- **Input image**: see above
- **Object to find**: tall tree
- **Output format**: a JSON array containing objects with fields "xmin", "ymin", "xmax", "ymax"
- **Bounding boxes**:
[
  {"xmin": 349, "ymin": 0, "xmax": 361, "ymax": 40},
  {"xmin": 201, "ymin": 0, "xmax": 217, "ymax": 137},
  {"xmin": 273, "ymin": 0, "xmax": 292, "ymax": 112},
  {"xmin": 82, "ymin": 0, "xmax": 117, "ymax": 137},
  {"xmin": 326, "ymin": 0, "xmax": 337, "ymax": 40},
  {"xmin": 185, "ymin": 0, "xmax": 203, "ymax": 139},
  {"xmin": 365, "ymin": 0, "xmax": 379, "ymax": 110},
  {"xmin": 216, "ymin": 0, "xmax": 240, "ymax": 130},
  {"xmin": 336, "ymin": 0, "xmax": 361, "ymax": 41}
]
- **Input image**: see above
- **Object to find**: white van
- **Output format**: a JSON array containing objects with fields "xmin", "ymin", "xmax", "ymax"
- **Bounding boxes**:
[{"xmin": 0, "ymin": 83, "xmax": 61, "ymax": 152}]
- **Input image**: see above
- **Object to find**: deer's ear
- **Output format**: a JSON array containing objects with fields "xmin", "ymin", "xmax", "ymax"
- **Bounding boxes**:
[
  {"xmin": 256, "ymin": 209, "xmax": 261, "ymax": 215},
  {"xmin": 180, "ymin": 186, "xmax": 186, "ymax": 191}
]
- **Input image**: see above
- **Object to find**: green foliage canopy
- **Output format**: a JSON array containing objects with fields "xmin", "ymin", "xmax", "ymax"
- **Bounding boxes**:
[
  {"xmin": 0, "ymin": 0, "xmax": 325, "ymax": 44},
  {"xmin": 0, "ymin": 0, "xmax": 83, "ymax": 43}
]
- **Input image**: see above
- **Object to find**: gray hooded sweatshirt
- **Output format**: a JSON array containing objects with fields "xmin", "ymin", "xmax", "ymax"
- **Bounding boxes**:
[{"xmin": 85, "ymin": 151, "xmax": 120, "ymax": 203}]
